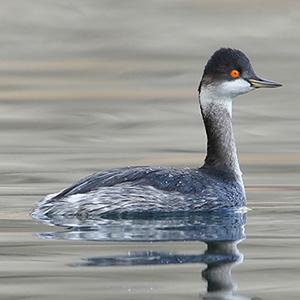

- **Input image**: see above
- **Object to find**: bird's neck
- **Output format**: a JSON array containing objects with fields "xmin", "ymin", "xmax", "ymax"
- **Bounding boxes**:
[{"xmin": 199, "ymin": 86, "xmax": 242, "ymax": 178}]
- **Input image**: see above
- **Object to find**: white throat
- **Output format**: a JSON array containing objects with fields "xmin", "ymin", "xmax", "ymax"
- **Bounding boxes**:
[
  {"xmin": 200, "ymin": 84, "xmax": 233, "ymax": 118},
  {"xmin": 199, "ymin": 78, "xmax": 253, "ymax": 117}
]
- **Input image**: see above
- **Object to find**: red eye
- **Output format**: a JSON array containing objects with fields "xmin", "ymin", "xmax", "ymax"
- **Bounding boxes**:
[{"xmin": 230, "ymin": 70, "xmax": 240, "ymax": 78}]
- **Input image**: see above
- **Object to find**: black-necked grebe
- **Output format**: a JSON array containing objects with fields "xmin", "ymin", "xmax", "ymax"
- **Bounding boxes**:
[{"xmin": 31, "ymin": 48, "xmax": 282, "ymax": 219}]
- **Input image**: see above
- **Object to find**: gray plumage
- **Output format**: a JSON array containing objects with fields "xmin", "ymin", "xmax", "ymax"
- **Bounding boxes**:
[
  {"xmin": 32, "ymin": 166, "xmax": 245, "ymax": 219},
  {"xmin": 31, "ymin": 48, "xmax": 281, "ymax": 220}
]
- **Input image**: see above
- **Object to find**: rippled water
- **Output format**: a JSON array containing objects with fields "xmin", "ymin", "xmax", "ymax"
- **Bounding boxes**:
[{"xmin": 1, "ymin": 0, "xmax": 300, "ymax": 299}]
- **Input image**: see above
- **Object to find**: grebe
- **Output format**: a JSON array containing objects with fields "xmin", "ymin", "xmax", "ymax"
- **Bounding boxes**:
[{"xmin": 31, "ymin": 48, "xmax": 281, "ymax": 219}]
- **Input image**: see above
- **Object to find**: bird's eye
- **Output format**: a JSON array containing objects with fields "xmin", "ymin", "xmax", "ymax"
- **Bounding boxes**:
[{"xmin": 230, "ymin": 70, "xmax": 240, "ymax": 78}]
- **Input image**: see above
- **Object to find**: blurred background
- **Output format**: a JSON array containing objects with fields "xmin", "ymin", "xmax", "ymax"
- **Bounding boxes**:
[
  {"xmin": 0, "ymin": 1, "xmax": 299, "ymax": 299},
  {"xmin": 1, "ymin": 0, "xmax": 299, "ymax": 212}
]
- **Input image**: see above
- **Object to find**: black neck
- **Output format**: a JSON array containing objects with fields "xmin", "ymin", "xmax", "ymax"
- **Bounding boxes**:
[{"xmin": 199, "ymin": 92, "xmax": 241, "ymax": 176}]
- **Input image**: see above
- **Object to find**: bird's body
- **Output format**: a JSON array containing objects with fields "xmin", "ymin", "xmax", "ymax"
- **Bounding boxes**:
[
  {"xmin": 31, "ymin": 48, "xmax": 281, "ymax": 220},
  {"xmin": 33, "ymin": 166, "xmax": 245, "ymax": 218}
]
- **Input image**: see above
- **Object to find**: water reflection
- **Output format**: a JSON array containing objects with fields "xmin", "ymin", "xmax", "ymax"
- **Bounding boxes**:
[
  {"xmin": 37, "ymin": 211, "xmax": 246, "ymax": 242},
  {"xmin": 36, "ymin": 211, "xmax": 253, "ymax": 299},
  {"xmin": 75, "ymin": 242, "xmax": 245, "ymax": 299}
]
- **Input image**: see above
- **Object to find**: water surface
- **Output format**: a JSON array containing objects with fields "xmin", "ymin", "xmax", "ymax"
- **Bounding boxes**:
[{"xmin": 1, "ymin": 0, "xmax": 300, "ymax": 299}]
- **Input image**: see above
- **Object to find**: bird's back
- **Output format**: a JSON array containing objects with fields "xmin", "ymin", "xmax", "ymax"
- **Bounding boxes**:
[{"xmin": 31, "ymin": 166, "xmax": 246, "ymax": 219}]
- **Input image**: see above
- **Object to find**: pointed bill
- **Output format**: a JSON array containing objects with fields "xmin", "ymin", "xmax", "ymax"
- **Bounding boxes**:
[{"xmin": 248, "ymin": 77, "xmax": 282, "ymax": 88}]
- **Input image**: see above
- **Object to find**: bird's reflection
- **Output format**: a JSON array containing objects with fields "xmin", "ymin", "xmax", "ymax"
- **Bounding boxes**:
[
  {"xmin": 37, "ymin": 210, "xmax": 246, "ymax": 242},
  {"xmin": 37, "ymin": 210, "xmax": 252, "ymax": 299}
]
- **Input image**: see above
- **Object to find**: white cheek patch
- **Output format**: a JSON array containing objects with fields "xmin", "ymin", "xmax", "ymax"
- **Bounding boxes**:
[
  {"xmin": 219, "ymin": 78, "xmax": 253, "ymax": 98},
  {"xmin": 200, "ymin": 78, "xmax": 254, "ymax": 118}
]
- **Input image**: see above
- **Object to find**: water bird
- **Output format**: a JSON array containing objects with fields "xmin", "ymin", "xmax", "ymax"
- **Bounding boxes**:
[{"xmin": 31, "ymin": 48, "xmax": 282, "ymax": 219}]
